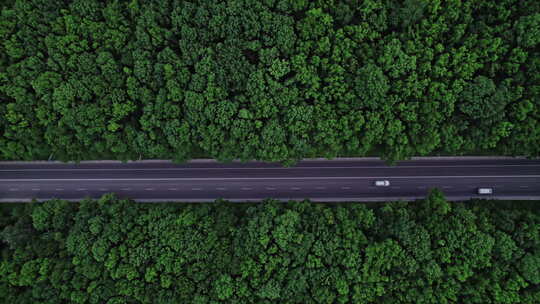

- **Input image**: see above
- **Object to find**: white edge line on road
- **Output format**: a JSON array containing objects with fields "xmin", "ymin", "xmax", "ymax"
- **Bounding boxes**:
[
  {"xmin": 1, "ymin": 175, "xmax": 539, "ymax": 182},
  {"xmin": 2, "ymin": 164, "xmax": 540, "ymax": 172},
  {"xmin": 2, "ymin": 196, "xmax": 540, "ymax": 203},
  {"xmin": 0, "ymin": 156, "xmax": 531, "ymax": 165}
]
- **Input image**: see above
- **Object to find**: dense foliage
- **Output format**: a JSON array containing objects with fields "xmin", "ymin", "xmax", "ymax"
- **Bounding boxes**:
[
  {"xmin": 1, "ymin": 0, "xmax": 539, "ymax": 162},
  {"xmin": 1, "ymin": 192, "xmax": 539, "ymax": 303}
]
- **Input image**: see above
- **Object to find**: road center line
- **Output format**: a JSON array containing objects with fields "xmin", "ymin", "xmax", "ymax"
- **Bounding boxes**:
[{"xmin": 2, "ymin": 175, "xmax": 539, "ymax": 182}]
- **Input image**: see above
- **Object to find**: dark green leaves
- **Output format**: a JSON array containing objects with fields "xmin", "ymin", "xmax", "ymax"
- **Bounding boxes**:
[
  {"xmin": 1, "ymin": 196, "xmax": 540, "ymax": 303},
  {"xmin": 0, "ymin": 0, "xmax": 539, "ymax": 162}
]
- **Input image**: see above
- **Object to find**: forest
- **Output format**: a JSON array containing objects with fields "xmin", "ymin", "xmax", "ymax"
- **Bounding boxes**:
[
  {"xmin": 0, "ymin": 191, "xmax": 539, "ymax": 303},
  {"xmin": 1, "ymin": 0, "xmax": 539, "ymax": 163}
]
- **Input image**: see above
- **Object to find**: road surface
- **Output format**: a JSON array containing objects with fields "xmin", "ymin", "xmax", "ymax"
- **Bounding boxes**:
[{"xmin": 1, "ymin": 157, "xmax": 539, "ymax": 202}]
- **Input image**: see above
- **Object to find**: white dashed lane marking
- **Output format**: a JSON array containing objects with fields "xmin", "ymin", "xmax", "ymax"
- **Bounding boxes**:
[
  {"xmin": 32, "ymin": 188, "xmax": 40, "ymax": 191},
  {"xmin": 442, "ymin": 186, "xmax": 453, "ymax": 189},
  {"xmin": 76, "ymin": 188, "xmax": 87, "ymax": 191},
  {"xmin": 520, "ymin": 185, "xmax": 529, "ymax": 188},
  {"xmin": 291, "ymin": 187, "xmax": 301, "ymax": 190},
  {"xmin": 55, "ymin": 188, "xmax": 64, "ymax": 191},
  {"xmin": 145, "ymin": 188, "xmax": 155, "ymax": 191},
  {"xmin": 99, "ymin": 188, "xmax": 108, "ymax": 191},
  {"xmin": 241, "ymin": 187, "xmax": 253, "ymax": 190},
  {"xmin": 191, "ymin": 188, "xmax": 202, "ymax": 191},
  {"xmin": 216, "ymin": 187, "xmax": 227, "ymax": 190},
  {"xmin": 121, "ymin": 188, "xmax": 132, "ymax": 191},
  {"xmin": 417, "ymin": 186, "xmax": 427, "ymax": 189},
  {"xmin": 9, "ymin": 188, "xmax": 19, "ymax": 191},
  {"xmin": 168, "ymin": 188, "xmax": 178, "ymax": 191},
  {"xmin": 265, "ymin": 187, "xmax": 276, "ymax": 190}
]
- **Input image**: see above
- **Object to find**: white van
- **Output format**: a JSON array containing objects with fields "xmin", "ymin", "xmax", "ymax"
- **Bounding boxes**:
[
  {"xmin": 375, "ymin": 180, "xmax": 390, "ymax": 187},
  {"xmin": 477, "ymin": 188, "xmax": 493, "ymax": 195}
]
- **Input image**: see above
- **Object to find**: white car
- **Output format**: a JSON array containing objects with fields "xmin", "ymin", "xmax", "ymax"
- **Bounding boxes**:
[
  {"xmin": 375, "ymin": 180, "xmax": 390, "ymax": 187},
  {"xmin": 477, "ymin": 188, "xmax": 493, "ymax": 195}
]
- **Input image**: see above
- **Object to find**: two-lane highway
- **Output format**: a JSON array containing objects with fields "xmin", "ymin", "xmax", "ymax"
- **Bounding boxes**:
[{"xmin": 1, "ymin": 157, "xmax": 539, "ymax": 202}]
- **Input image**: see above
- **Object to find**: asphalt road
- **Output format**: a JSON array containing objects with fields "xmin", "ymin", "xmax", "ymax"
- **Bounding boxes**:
[{"xmin": 1, "ymin": 158, "xmax": 539, "ymax": 202}]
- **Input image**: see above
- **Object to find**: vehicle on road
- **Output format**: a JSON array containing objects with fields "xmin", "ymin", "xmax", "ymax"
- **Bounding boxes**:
[
  {"xmin": 375, "ymin": 180, "xmax": 390, "ymax": 187},
  {"xmin": 477, "ymin": 187, "xmax": 493, "ymax": 195}
]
